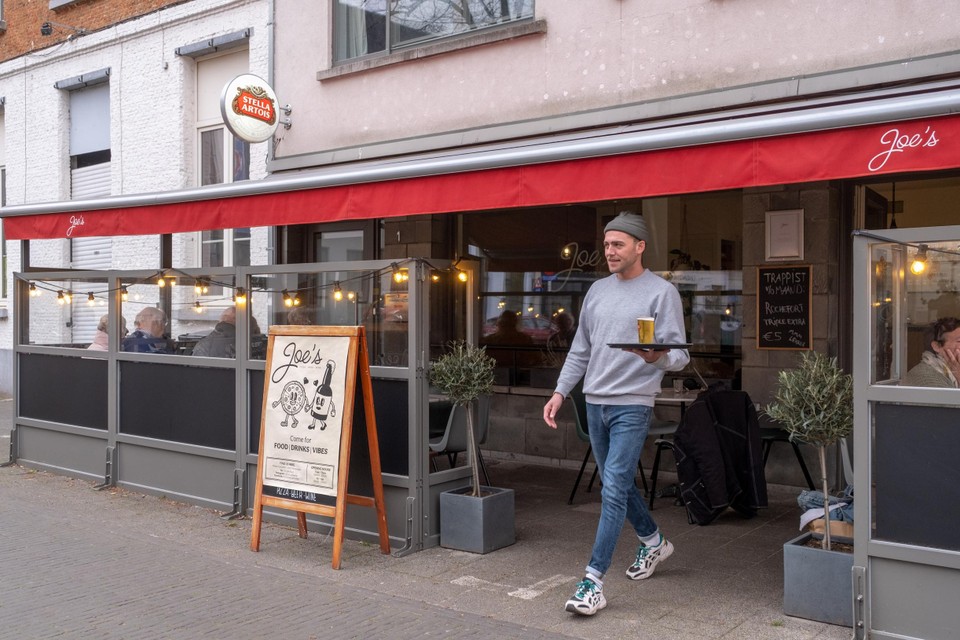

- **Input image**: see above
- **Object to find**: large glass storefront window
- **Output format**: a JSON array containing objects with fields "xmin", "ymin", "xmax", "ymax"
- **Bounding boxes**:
[{"xmin": 464, "ymin": 192, "xmax": 744, "ymax": 388}]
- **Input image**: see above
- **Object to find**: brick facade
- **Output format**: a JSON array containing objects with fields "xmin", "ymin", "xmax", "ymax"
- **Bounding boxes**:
[{"xmin": 0, "ymin": 0, "xmax": 188, "ymax": 61}]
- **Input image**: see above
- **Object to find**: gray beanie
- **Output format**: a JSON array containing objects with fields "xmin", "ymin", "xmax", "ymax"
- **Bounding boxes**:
[{"xmin": 604, "ymin": 211, "xmax": 648, "ymax": 242}]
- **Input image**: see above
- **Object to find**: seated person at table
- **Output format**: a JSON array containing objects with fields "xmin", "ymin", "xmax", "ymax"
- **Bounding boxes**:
[
  {"xmin": 87, "ymin": 314, "xmax": 128, "ymax": 351},
  {"xmin": 287, "ymin": 306, "xmax": 314, "ymax": 325},
  {"xmin": 547, "ymin": 311, "xmax": 576, "ymax": 350},
  {"xmin": 122, "ymin": 307, "xmax": 172, "ymax": 354},
  {"xmin": 902, "ymin": 317, "xmax": 960, "ymax": 388},
  {"xmin": 192, "ymin": 306, "xmax": 239, "ymax": 358},
  {"xmin": 484, "ymin": 310, "xmax": 534, "ymax": 345}
]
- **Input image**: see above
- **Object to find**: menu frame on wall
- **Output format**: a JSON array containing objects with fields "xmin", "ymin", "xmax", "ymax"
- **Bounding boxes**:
[
  {"xmin": 249, "ymin": 325, "xmax": 389, "ymax": 569},
  {"xmin": 756, "ymin": 264, "xmax": 813, "ymax": 351}
]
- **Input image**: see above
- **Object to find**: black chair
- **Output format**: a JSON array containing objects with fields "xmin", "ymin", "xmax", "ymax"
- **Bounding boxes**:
[
  {"xmin": 567, "ymin": 386, "xmax": 599, "ymax": 504},
  {"xmin": 759, "ymin": 419, "xmax": 816, "ymax": 490},
  {"xmin": 566, "ymin": 385, "xmax": 677, "ymax": 505},
  {"xmin": 646, "ymin": 418, "xmax": 680, "ymax": 509},
  {"xmin": 429, "ymin": 395, "xmax": 492, "ymax": 486}
]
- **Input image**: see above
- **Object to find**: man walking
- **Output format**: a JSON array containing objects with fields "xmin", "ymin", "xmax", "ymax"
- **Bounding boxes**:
[{"xmin": 543, "ymin": 211, "xmax": 689, "ymax": 616}]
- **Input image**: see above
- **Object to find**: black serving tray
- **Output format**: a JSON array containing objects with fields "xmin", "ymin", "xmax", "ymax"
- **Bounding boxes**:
[{"xmin": 608, "ymin": 343, "xmax": 693, "ymax": 351}]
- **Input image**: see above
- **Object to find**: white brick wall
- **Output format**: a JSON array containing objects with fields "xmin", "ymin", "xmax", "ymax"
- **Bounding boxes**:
[{"xmin": 0, "ymin": 0, "xmax": 272, "ymax": 386}]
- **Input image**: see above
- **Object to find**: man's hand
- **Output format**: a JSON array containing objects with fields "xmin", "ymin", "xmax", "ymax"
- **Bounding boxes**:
[
  {"xmin": 625, "ymin": 347, "xmax": 668, "ymax": 363},
  {"xmin": 543, "ymin": 392, "xmax": 565, "ymax": 429},
  {"xmin": 942, "ymin": 346, "xmax": 960, "ymax": 379}
]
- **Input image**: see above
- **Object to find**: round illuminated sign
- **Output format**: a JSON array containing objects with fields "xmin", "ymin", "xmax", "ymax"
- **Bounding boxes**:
[{"xmin": 220, "ymin": 73, "xmax": 280, "ymax": 143}]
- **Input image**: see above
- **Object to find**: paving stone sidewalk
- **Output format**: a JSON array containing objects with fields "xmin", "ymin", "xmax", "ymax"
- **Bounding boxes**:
[{"xmin": 0, "ymin": 465, "xmax": 572, "ymax": 640}]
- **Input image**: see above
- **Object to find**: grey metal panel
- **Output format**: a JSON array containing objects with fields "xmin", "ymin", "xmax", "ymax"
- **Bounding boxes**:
[
  {"xmin": 16, "ymin": 425, "xmax": 106, "ymax": 481},
  {"xmin": 117, "ymin": 443, "xmax": 235, "ymax": 511},
  {"xmin": 870, "ymin": 557, "xmax": 960, "ymax": 640},
  {"xmin": 874, "ymin": 402, "xmax": 960, "ymax": 551}
]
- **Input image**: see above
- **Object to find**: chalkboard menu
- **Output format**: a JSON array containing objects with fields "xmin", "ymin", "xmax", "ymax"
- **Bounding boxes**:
[{"xmin": 757, "ymin": 264, "xmax": 812, "ymax": 350}]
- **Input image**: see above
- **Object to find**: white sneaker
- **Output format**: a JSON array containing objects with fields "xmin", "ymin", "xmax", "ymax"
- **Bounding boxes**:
[
  {"xmin": 564, "ymin": 577, "xmax": 607, "ymax": 615},
  {"xmin": 625, "ymin": 534, "xmax": 674, "ymax": 580}
]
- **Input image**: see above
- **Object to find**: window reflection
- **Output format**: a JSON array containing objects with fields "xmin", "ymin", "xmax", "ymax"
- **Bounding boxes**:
[
  {"xmin": 875, "ymin": 239, "xmax": 960, "ymax": 387},
  {"xmin": 333, "ymin": 0, "xmax": 534, "ymax": 62},
  {"xmin": 465, "ymin": 194, "xmax": 743, "ymax": 388},
  {"xmin": 250, "ymin": 268, "xmax": 410, "ymax": 367}
]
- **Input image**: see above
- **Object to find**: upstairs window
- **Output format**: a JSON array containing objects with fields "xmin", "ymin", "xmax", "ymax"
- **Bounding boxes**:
[
  {"xmin": 334, "ymin": 0, "xmax": 535, "ymax": 62},
  {"xmin": 195, "ymin": 51, "xmax": 251, "ymax": 284}
]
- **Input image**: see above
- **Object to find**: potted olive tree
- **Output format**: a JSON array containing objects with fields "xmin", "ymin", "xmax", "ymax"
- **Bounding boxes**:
[
  {"xmin": 430, "ymin": 341, "xmax": 515, "ymax": 553},
  {"xmin": 765, "ymin": 351, "xmax": 854, "ymax": 626}
]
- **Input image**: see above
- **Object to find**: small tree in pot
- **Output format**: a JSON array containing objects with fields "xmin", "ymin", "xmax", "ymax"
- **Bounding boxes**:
[
  {"xmin": 429, "ymin": 340, "xmax": 496, "ymax": 497},
  {"xmin": 765, "ymin": 351, "xmax": 853, "ymax": 550}
]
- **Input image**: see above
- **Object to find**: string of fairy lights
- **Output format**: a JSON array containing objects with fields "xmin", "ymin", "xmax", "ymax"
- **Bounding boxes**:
[{"xmin": 19, "ymin": 258, "xmax": 471, "ymax": 312}]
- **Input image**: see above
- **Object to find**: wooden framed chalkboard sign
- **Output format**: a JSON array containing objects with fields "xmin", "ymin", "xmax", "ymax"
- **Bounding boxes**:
[
  {"xmin": 250, "ymin": 325, "xmax": 390, "ymax": 569},
  {"xmin": 757, "ymin": 264, "xmax": 812, "ymax": 350}
]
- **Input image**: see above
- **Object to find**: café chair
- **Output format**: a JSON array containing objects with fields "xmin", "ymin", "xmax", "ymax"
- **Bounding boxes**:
[
  {"xmin": 567, "ymin": 387, "xmax": 599, "ymax": 505},
  {"xmin": 567, "ymin": 384, "xmax": 672, "ymax": 505},
  {"xmin": 428, "ymin": 395, "xmax": 491, "ymax": 486},
  {"xmin": 646, "ymin": 418, "xmax": 681, "ymax": 509},
  {"xmin": 759, "ymin": 415, "xmax": 816, "ymax": 490}
]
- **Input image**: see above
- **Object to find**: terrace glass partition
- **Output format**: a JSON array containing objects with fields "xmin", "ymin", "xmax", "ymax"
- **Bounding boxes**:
[{"xmin": 853, "ymin": 225, "xmax": 960, "ymax": 638}]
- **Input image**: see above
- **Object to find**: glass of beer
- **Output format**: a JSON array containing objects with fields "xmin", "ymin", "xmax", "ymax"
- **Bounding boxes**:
[{"xmin": 637, "ymin": 317, "xmax": 655, "ymax": 343}]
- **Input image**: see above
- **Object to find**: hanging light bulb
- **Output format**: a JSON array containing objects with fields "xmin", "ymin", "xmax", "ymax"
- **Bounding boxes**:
[
  {"xmin": 234, "ymin": 287, "xmax": 247, "ymax": 305},
  {"xmin": 167, "ymin": 276, "xmax": 177, "ymax": 287},
  {"xmin": 347, "ymin": 291, "xmax": 356, "ymax": 302},
  {"xmin": 120, "ymin": 286, "xmax": 129, "ymax": 302},
  {"xmin": 29, "ymin": 283, "xmax": 38, "ymax": 297},
  {"xmin": 282, "ymin": 289, "xmax": 293, "ymax": 307},
  {"xmin": 64, "ymin": 290, "xmax": 73, "ymax": 304},
  {"xmin": 87, "ymin": 292, "xmax": 96, "ymax": 305},
  {"xmin": 57, "ymin": 290, "xmax": 66, "ymax": 305},
  {"xmin": 194, "ymin": 279, "xmax": 205, "ymax": 295},
  {"xmin": 527, "ymin": 304, "xmax": 534, "ymax": 313},
  {"xmin": 498, "ymin": 298, "xmax": 506, "ymax": 309},
  {"xmin": 157, "ymin": 274, "xmax": 166, "ymax": 288},
  {"xmin": 561, "ymin": 243, "xmax": 575, "ymax": 259},
  {"xmin": 456, "ymin": 269, "xmax": 468, "ymax": 283},
  {"xmin": 333, "ymin": 282, "xmax": 343, "ymax": 302},
  {"xmin": 194, "ymin": 300, "xmax": 203, "ymax": 313},
  {"xmin": 391, "ymin": 263, "xmax": 402, "ymax": 283},
  {"xmin": 910, "ymin": 244, "xmax": 929, "ymax": 275},
  {"xmin": 725, "ymin": 304, "xmax": 733, "ymax": 316},
  {"xmin": 292, "ymin": 293, "xmax": 302, "ymax": 306},
  {"xmin": 430, "ymin": 270, "xmax": 441, "ymax": 283}
]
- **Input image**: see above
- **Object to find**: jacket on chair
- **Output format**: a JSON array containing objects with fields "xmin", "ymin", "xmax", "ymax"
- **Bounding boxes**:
[{"xmin": 673, "ymin": 387, "xmax": 768, "ymax": 525}]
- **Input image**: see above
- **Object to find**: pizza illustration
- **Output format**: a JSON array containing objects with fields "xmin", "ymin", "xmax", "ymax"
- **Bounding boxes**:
[{"xmin": 272, "ymin": 379, "xmax": 307, "ymax": 428}]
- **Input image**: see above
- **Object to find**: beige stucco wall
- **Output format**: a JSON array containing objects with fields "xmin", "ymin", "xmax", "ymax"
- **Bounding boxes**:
[{"xmin": 273, "ymin": 0, "xmax": 960, "ymax": 159}]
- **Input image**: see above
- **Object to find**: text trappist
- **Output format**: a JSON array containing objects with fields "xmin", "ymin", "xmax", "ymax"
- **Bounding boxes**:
[{"xmin": 757, "ymin": 265, "xmax": 812, "ymax": 350}]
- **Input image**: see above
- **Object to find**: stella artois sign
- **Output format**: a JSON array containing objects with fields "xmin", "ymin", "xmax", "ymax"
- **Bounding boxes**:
[{"xmin": 220, "ymin": 73, "xmax": 281, "ymax": 143}]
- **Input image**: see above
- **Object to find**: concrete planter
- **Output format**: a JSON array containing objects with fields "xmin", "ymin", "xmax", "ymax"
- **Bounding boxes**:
[
  {"xmin": 783, "ymin": 531, "xmax": 854, "ymax": 627},
  {"xmin": 439, "ymin": 485, "xmax": 515, "ymax": 554}
]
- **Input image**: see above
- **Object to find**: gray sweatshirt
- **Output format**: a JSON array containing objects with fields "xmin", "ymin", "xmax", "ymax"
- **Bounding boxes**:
[{"xmin": 555, "ymin": 269, "xmax": 690, "ymax": 406}]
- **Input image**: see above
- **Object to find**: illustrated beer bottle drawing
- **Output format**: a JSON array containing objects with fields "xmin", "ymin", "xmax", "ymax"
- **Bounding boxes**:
[{"xmin": 308, "ymin": 360, "xmax": 336, "ymax": 430}]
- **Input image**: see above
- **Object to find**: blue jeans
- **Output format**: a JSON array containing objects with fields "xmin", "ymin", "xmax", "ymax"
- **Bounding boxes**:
[{"xmin": 585, "ymin": 402, "xmax": 659, "ymax": 578}]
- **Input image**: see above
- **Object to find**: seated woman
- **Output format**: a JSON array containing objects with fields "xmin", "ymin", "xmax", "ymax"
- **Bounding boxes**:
[{"xmin": 902, "ymin": 317, "xmax": 960, "ymax": 388}]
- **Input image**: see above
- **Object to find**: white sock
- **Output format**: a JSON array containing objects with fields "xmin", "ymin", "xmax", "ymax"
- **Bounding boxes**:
[
  {"xmin": 640, "ymin": 531, "xmax": 662, "ymax": 547},
  {"xmin": 585, "ymin": 573, "xmax": 603, "ymax": 588}
]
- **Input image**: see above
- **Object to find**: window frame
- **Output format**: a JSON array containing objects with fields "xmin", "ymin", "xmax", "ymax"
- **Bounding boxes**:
[
  {"xmin": 195, "ymin": 123, "xmax": 251, "ymax": 274},
  {"xmin": 332, "ymin": 0, "xmax": 537, "ymax": 65}
]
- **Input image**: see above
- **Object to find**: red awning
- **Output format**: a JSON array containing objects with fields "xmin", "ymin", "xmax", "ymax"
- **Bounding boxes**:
[{"xmin": 4, "ymin": 114, "xmax": 958, "ymax": 240}]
